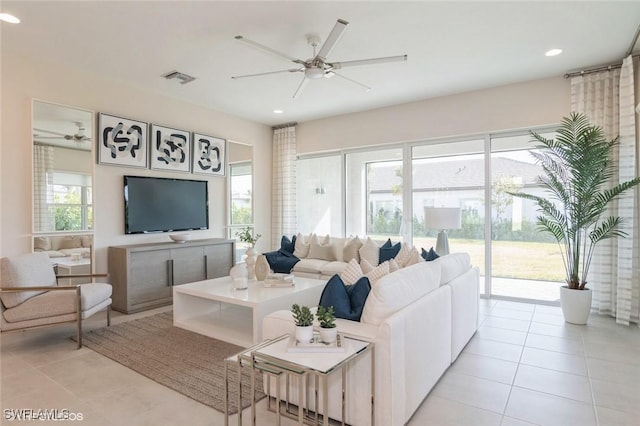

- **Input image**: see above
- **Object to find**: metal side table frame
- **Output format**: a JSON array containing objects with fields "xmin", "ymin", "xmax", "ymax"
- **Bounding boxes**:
[{"xmin": 247, "ymin": 333, "xmax": 374, "ymax": 426}]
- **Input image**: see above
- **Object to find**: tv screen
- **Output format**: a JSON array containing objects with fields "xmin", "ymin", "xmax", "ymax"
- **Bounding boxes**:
[{"xmin": 124, "ymin": 175, "xmax": 209, "ymax": 234}]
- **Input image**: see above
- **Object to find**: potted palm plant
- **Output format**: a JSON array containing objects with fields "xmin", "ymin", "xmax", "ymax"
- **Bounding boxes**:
[
  {"xmin": 510, "ymin": 112, "xmax": 640, "ymax": 324},
  {"xmin": 316, "ymin": 305, "xmax": 337, "ymax": 343},
  {"xmin": 291, "ymin": 303, "xmax": 314, "ymax": 343}
]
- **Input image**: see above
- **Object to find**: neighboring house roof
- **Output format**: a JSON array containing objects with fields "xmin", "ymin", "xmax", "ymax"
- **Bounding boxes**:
[{"xmin": 369, "ymin": 157, "xmax": 541, "ymax": 192}]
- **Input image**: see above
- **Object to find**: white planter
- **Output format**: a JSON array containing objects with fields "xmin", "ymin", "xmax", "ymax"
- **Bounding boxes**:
[
  {"xmin": 560, "ymin": 286, "xmax": 592, "ymax": 325},
  {"xmin": 245, "ymin": 247, "xmax": 256, "ymax": 280},
  {"xmin": 295, "ymin": 325, "xmax": 314, "ymax": 343},
  {"xmin": 319, "ymin": 327, "xmax": 337, "ymax": 344}
]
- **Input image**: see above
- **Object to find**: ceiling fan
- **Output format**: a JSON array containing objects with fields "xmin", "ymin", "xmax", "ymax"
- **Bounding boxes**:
[
  {"xmin": 232, "ymin": 19, "xmax": 407, "ymax": 98},
  {"xmin": 33, "ymin": 122, "xmax": 92, "ymax": 142}
]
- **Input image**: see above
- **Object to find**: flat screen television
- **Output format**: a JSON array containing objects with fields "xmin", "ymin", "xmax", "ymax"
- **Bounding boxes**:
[{"xmin": 124, "ymin": 175, "xmax": 209, "ymax": 234}]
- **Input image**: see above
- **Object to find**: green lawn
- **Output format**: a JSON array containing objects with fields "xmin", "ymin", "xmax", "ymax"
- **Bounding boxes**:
[{"xmin": 413, "ymin": 237, "xmax": 565, "ymax": 282}]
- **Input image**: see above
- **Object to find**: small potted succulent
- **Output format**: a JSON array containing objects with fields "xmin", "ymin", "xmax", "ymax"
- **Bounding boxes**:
[
  {"xmin": 291, "ymin": 303, "xmax": 314, "ymax": 343},
  {"xmin": 316, "ymin": 305, "xmax": 337, "ymax": 343}
]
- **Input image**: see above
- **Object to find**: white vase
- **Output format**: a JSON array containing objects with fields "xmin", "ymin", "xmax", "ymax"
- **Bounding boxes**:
[
  {"xmin": 295, "ymin": 325, "xmax": 314, "ymax": 343},
  {"xmin": 319, "ymin": 327, "xmax": 337, "ymax": 344},
  {"xmin": 560, "ymin": 286, "xmax": 592, "ymax": 325},
  {"xmin": 245, "ymin": 247, "xmax": 256, "ymax": 280},
  {"xmin": 254, "ymin": 254, "xmax": 270, "ymax": 281},
  {"xmin": 229, "ymin": 263, "xmax": 248, "ymax": 290}
]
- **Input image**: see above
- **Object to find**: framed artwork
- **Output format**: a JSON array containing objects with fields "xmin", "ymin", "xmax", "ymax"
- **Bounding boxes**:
[
  {"xmin": 192, "ymin": 133, "xmax": 226, "ymax": 176},
  {"xmin": 98, "ymin": 113, "xmax": 148, "ymax": 168},
  {"xmin": 150, "ymin": 124, "xmax": 191, "ymax": 172}
]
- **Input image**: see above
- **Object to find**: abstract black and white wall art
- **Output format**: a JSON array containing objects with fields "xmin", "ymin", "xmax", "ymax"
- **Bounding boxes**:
[
  {"xmin": 150, "ymin": 124, "xmax": 191, "ymax": 172},
  {"xmin": 192, "ymin": 133, "xmax": 226, "ymax": 176},
  {"xmin": 98, "ymin": 113, "xmax": 148, "ymax": 168}
]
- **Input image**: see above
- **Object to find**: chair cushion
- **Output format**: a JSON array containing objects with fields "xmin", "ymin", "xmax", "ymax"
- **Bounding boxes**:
[
  {"xmin": 2, "ymin": 290, "xmax": 76, "ymax": 323},
  {"xmin": 1, "ymin": 253, "xmax": 57, "ymax": 308},
  {"xmin": 79, "ymin": 283, "xmax": 112, "ymax": 310}
]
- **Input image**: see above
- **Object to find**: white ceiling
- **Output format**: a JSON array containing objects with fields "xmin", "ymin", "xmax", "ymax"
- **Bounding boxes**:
[{"xmin": 3, "ymin": 1, "xmax": 640, "ymax": 126}]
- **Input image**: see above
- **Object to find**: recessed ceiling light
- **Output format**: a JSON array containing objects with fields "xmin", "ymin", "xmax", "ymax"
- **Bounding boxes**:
[
  {"xmin": 0, "ymin": 13, "xmax": 20, "ymax": 24},
  {"xmin": 545, "ymin": 48, "xmax": 563, "ymax": 57},
  {"xmin": 273, "ymin": 109, "xmax": 284, "ymax": 114}
]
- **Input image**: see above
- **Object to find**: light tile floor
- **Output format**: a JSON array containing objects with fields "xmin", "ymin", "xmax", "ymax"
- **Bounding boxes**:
[{"xmin": 1, "ymin": 300, "xmax": 639, "ymax": 425}]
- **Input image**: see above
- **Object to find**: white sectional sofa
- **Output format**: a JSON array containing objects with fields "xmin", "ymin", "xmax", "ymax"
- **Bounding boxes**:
[{"xmin": 262, "ymin": 252, "xmax": 480, "ymax": 426}]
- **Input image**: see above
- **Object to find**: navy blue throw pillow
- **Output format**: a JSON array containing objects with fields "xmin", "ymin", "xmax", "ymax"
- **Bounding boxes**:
[
  {"xmin": 319, "ymin": 274, "xmax": 371, "ymax": 321},
  {"xmin": 379, "ymin": 239, "xmax": 401, "ymax": 263},
  {"xmin": 280, "ymin": 235, "xmax": 296, "ymax": 254},
  {"xmin": 421, "ymin": 247, "xmax": 440, "ymax": 261}
]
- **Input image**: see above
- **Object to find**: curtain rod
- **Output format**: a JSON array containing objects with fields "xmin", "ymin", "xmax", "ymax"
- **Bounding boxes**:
[
  {"xmin": 563, "ymin": 54, "xmax": 639, "ymax": 79},
  {"xmin": 272, "ymin": 122, "xmax": 297, "ymax": 130}
]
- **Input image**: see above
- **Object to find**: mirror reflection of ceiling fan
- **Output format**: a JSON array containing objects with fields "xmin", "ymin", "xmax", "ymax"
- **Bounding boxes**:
[
  {"xmin": 232, "ymin": 18, "xmax": 408, "ymax": 98},
  {"xmin": 33, "ymin": 121, "xmax": 92, "ymax": 142}
]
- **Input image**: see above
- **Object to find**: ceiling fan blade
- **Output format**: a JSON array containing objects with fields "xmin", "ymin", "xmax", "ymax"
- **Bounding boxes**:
[
  {"xmin": 331, "ymin": 54, "xmax": 407, "ymax": 69},
  {"xmin": 331, "ymin": 72, "xmax": 372, "ymax": 92},
  {"xmin": 33, "ymin": 128, "xmax": 66, "ymax": 137},
  {"xmin": 234, "ymin": 35, "xmax": 304, "ymax": 65},
  {"xmin": 231, "ymin": 68, "xmax": 303, "ymax": 80},
  {"xmin": 292, "ymin": 76, "xmax": 309, "ymax": 99},
  {"xmin": 315, "ymin": 19, "xmax": 349, "ymax": 61}
]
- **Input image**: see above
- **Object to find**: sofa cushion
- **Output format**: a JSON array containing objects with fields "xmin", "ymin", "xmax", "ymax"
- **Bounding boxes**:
[
  {"xmin": 421, "ymin": 247, "xmax": 440, "ymax": 261},
  {"xmin": 265, "ymin": 249, "xmax": 300, "ymax": 273},
  {"xmin": 340, "ymin": 258, "xmax": 364, "ymax": 285},
  {"xmin": 343, "ymin": 236, "xmax": 363, "ymax": 263},
  {"xmin": 361, "ymin": 261, "xmax": 441, "ymax": 326},
  {"xmin": 434, "ymin": 253, "xmax": 471, "ymax": 285},
  {"xmin": 292, "ymin": 258, "xmax": 330, "ymax": 274},
  {"xmin": 0, "ymin": 253, "xmax": 57, "ymax": 309},
  {"xmin": 319, "ymin": 274, "xmax": 371, "ymax": 321},
  {"xmin": 280, "ymin": 235, "xmax": 297, "ymax": 254},
  {"xmin": 34, "ymin": 236, "xmax": 51, "ymax": 251},
  {"xmin": 59, "ymin": 236, "xmax": 82, "ymax": 250},
  {"xmin": 308, "ymin": 234, "xmax": 337, "ymax": 261},
  {"xmin": 359, "ymin": 237, "xmax": 380, "ymax": 266},
  {"xmin": 395, "ymin": 243, "xmax": 412, "ymax": 267},
  {"xmin": 403, "ymin": 247, "xmax": 425, "ymax": 267},
  {"xmin": 293, "ymin": 233, "xmax": 311, "ymax": 259},
  {"xmin": 319, "ymin": 261, "xmax": 347, "ymax": 277},
  {"xmin": 379, "ymin": 239, "xmax": 401, "ymax": 263},
  {"xmin": 366, "ymin": 261, "xmax": 390, "ymax": 283}
]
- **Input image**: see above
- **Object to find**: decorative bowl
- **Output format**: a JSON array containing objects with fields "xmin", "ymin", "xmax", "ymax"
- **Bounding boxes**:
[{"xmin": 169, "ymin": 233, "xmax": 190, "ymax": 243}]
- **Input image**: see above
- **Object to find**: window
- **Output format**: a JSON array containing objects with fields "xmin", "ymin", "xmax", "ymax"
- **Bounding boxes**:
[
  {"xmin": 51, "ymin": 171, "xmax": 92, "ymax": 231},
  {"xmin": 346, "ymin": 148, "xmax": 403, "ymax": 240},
  {"xmin": 228, "ymin": 161, "xmax": 253, "ymax": 261}
]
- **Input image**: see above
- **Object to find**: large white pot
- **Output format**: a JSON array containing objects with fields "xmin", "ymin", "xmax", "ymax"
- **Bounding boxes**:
[{"xmin": 560, "ymin": 286, "xmax": 592, "ymax": 325}]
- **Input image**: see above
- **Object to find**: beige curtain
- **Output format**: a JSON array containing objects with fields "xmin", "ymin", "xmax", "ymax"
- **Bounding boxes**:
[
  {"xmin": 33, "ymin": 144, "xmax": 54, "ymax": 231},
  {"xmin": 571, "ymin": 56, "xmax": 639, "ymax": 325},
  {"xmin": 271, "ymin": 126, "xmax": 297, "ymax": 247}
]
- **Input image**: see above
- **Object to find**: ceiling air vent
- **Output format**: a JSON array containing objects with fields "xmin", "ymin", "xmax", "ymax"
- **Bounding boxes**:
[{"xmin": 162, "ymin": 70, "xmax": 196, "ymax": 85}]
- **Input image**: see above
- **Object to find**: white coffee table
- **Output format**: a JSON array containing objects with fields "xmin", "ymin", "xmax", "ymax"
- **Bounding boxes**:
[{"xmin": 173, "ymin": 276, "xmax": 326, "ymax": 347}]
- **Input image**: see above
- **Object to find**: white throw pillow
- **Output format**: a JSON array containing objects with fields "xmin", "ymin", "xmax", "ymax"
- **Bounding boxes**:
[
  {"xmin": 395, "ymin": 243, "xmax": 412, "ymax": 267},
  {"xmin": 403, "ymin": 247, "xmax": 424, "ymax": 267},
  {"xmin": 359, "ymin": 237, "xmax": 380, "ymax": 266},
  {"xmin": 342, "ymin": 236, "xmax": 363, "ymax": 263},
  {"xmin": 388, "ymin": 258, "xmax": 400, "ymax": 272},
  {"xmin": 360, "ymin": 258, "xmax": 374, "ymax": 274},
  {"xmin": 308, "ymin": 234, "xmax": 336, "ymax": 261},
  {"xmin": 366, "ymin": 261, "xmax": 390, "ymax": 283},
  {"xmin": 340, "ymin": 258, "xmax": 364, "ymax": 285},
  {"xmin": 293, "ymin": 233, "xmax": 311, "ymax": 259}
]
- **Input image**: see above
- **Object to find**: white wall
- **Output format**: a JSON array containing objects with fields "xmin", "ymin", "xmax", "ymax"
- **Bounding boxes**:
[
  {"xmin": 0, "ymin": 50, "xmax": 272, "ymax": 272},
  {"xmin": 297, "ymin": 76, "xmax": 570, "ymax": 153}
]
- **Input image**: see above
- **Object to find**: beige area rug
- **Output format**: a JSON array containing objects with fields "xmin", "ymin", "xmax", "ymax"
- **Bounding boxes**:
[{"xmin": 81, "ymin": 311, "xmax": 265, "ymax": 414}]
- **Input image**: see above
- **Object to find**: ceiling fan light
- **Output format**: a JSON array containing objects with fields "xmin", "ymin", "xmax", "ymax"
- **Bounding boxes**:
[
  {"xmin": 0, "ymin": 13, "xmax": 20, "ymax": 24},
  {"xmin": 305, "ymin": 67, "xmax": 325, "ymax": 79}
]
